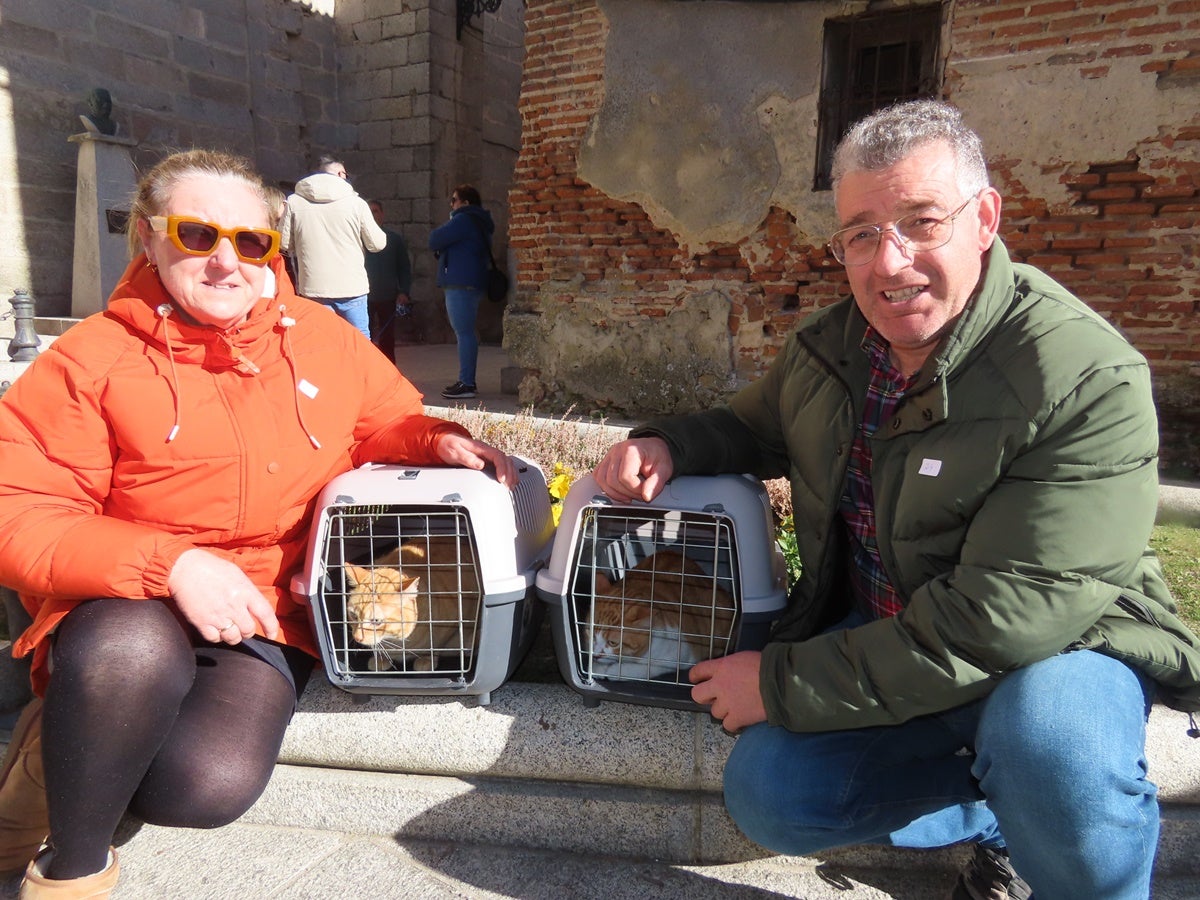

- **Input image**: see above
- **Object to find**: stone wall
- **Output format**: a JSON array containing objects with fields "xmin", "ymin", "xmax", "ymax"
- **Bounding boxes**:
[
  {"xmin": 0, "ymin": 0, "xmax": 525, "ymax": 344},
  {"xmin": 330, "ymin": 0, "xmax": 526, "ymax": 344},
  {"xmin": 0, "ymin": 0, "xmax": 343, "ymax": 317},
  {"xmin": 506, "ymin": 0, "xmax": 1200, "ymax": 475}
]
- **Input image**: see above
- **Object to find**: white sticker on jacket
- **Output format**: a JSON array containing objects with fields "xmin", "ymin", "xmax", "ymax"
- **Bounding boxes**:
[
  {"xmin": 298, "ymin": 379, "xmax": 319, "ymax": 399},
  {"xmin": 919, "ymin": 458, "xmax": 942, "ymax": 477}
]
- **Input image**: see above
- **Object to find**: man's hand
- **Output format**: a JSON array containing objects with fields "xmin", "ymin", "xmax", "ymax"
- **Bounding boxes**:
[
  {"xmin": 167, "ymin": 548, "xmax": 280, "ymax": 644},
  {"xmin": 435, "ymin": 432, "xmax": 518, "ymax": 488},
  {"xmin": 689, "ymin": 651, "xmax": 767, "ymax": 734},
  {"xmin": 592, "ymin": 437, "xmax": 674, "ymax": 503}
]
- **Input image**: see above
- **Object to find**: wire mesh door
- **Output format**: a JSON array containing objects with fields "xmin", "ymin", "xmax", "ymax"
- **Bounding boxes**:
[
  {"xmin": 317, "ymin": 505, "xmax": 482, "ymax": 681},
  {"xmin": 569, "ymin": 508, "xmax": 739, "ymax": 686}
]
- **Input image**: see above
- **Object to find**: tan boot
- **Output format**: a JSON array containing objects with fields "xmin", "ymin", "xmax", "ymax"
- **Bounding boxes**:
[
  {"xmin": 0, "ymin": 698, "xmax": 49, "ymax": 875},
  {"xmin": 19, "ymin": 846, "xmax": 119, "ymax": 899}
]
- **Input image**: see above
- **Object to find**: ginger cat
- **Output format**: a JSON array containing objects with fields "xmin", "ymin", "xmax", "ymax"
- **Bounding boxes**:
[
  {"xmin": 580, "ymin": 549, "xmax": 735, "ymax": 682},
  {"xmin": 342, "ymin": 536, "xmax": 480, "ymax": 673}
]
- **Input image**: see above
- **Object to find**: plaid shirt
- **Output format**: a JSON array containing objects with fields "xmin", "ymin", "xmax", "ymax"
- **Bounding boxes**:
[{"xmin": 838, "ymin": 328, "xmax": 920, "ymax": 620}]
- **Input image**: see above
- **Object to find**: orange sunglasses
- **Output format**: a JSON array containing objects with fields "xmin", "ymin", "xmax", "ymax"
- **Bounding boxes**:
[{"xmin": 148, "ymin": 215, "xmax": 281, "ymax": 264}]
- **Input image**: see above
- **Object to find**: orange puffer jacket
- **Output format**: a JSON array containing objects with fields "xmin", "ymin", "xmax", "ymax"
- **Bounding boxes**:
[{"xmin": 0, "ymin": 255, "xmax": 470, "ymax": 694}]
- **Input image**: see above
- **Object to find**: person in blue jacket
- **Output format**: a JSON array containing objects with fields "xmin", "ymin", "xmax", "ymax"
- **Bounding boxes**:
[{"xmin": 429, "ymin": 184, "xmax": 493, "ymax": 399}]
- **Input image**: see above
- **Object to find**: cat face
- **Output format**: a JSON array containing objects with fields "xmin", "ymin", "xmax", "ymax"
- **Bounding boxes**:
[
  {"xmin": 343, "ymin": 562, "xmax": 422, "ymax": 648},
  {"xmin": 587, "ymin": 595, "xmax": 653, "ymax": 662},
  {"xmin": 339, "ymin": 538, "xmax": 483, "ymax": 675}
]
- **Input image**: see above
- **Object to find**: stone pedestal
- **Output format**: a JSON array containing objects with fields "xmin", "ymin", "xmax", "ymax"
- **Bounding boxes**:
[{"xmin": 69, "ymin": 132, "xmax": 137, "ymax": 319}]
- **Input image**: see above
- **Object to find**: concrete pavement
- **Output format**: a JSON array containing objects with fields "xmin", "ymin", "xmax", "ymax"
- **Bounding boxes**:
[
  {"xmin": 398, "ymin": 341, "xmax": 529, "ymax": 418},
  {"xmin": 0, "ymin": 825, "xmax": 987, "ymax": 899}
]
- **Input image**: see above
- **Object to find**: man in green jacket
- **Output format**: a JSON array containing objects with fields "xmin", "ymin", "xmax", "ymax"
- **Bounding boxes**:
[{"xmin": 593, "ymin": 100, "xmax": 1200, "ymax": 900}]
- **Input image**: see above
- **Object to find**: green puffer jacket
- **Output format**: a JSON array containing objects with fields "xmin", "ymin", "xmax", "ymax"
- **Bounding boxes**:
[{"xmin": 637, "ymin": 240, "xmax": 1200, "ymax": 732}]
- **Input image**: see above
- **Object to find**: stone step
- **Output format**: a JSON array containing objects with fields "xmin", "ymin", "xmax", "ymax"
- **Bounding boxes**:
[
  {"xmin": 3, "ymin": 636, "xmax": 1200, "ymax": 898},
  {"xmin": 251, "ymin": 679, "xmax": 1200, "ymax": 876}
]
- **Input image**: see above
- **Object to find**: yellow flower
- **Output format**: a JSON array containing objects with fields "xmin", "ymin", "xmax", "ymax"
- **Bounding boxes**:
[
  {"xmin": 547, "ymin": 463, "xmax": 574, "ymax": 502},
  {"xmin": 547, "ymin": 462, "xmax": 575, "ymax": 527}
]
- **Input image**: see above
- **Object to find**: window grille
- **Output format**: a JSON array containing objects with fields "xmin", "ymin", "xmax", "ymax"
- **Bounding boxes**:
[{"xmin": 814, "ymin": 4, "xmax": 944, "ymax": 191}]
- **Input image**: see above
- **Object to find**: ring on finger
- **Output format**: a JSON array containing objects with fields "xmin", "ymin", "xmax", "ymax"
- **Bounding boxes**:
[{"xmin": 219, "ymin": 621, "xmax": 237, "ymax": 633}]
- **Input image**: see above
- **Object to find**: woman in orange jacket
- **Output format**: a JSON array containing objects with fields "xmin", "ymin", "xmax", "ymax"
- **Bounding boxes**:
[{"xmin": 0, "ymin": 149, "xmax": 515, "ymax": 898}]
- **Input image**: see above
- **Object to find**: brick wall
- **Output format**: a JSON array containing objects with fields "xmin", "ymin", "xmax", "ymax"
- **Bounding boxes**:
[
  {"xmin": 948, "ymin": 0, "xmax": 1200, "ymax": 474},
  {"xmin": 508, "ymin": 0, "xmax": 1199, "ymax": 474}
]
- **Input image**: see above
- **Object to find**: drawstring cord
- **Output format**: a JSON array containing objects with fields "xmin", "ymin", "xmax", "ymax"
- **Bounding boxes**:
[
  {"xmin": 155, "ymin": 304, "xmax": 183, "ymax": 443},
  {"xmin": 278, "ymin": 305, "xmax": 322, "ymax": 449},
  {"xmin": 154, "ymin": 302, "xmax": 321, "ymax": 450}
]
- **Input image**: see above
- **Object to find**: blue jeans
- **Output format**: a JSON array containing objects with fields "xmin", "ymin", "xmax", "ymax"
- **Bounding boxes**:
[
  {"xmin": 320, "ymin": 295, "xmax": 370, "ymax": 340},
  {"xmin": 444, "ymin": 287, "xmax": 482, "ymax": 386},
  {"xmin": 724, "ymin": 648, "xmax": 1158, "ymax": 899}
]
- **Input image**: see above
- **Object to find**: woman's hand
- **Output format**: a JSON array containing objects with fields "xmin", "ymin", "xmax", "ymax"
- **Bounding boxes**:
[
  {"xmin": 435, "ymin": 432, "xmax": 518, "ymax": 488},
  {"xmin": 167, "ymin": 548, "xmax": 280, "ymax": 643}
]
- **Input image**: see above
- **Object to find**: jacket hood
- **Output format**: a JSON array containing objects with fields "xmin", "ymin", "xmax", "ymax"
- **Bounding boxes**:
[
  {"xmin": 105, "ymin": 254, "xmax": 323, "ymax": 448},
  {"xmin": 107, "ymin": 255, "xmax": 289, "ymax": 361},
  {"xmin": 454, "ymin": 204, "xmax": 494, "ymax": 233},
  {"xmin": 295, "ymin": 172, "xmax": 357, "ymax": 204}
]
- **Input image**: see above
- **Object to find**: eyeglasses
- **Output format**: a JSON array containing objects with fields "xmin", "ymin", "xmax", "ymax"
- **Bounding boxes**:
[
  {"xmin": 828, "ymin": 193, "xmax": 980, "ymax": 267},
  {"xmin": 148, "ymin": 215, "xmax": 280, "ymax": 264}
]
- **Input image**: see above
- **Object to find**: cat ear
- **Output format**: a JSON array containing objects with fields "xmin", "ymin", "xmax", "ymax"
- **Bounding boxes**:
[
  {"xmin": 402, "ymin": 575, "xmax": 421, "ymax": 593},
  {"xmin": 592, "ymin": 572, "xmax": 613, "ymax": 592},
  {"xmin": 344, "ymin": 563, "xmax": 369, "ymax": 589}
]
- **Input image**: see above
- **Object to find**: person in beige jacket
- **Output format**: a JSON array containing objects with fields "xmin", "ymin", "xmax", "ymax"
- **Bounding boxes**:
[{"xmin": 280, "ymin": 155, "xmax": 386, "ymax": 339}]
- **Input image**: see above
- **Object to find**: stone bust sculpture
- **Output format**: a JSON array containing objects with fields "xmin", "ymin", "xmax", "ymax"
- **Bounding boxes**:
[{"xmin": 79, "ymin": 88, "xmax": 117, "ymax": 136}]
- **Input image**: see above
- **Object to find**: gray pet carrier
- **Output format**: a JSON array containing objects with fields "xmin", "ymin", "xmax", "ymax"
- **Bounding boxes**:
[
  {"xmin": 293, "ymin": 458, "xmax": 555, "ymax": 705},
  {"xmin": 535, "ymin": 472, "xmax": 788, "ymax": 710}
]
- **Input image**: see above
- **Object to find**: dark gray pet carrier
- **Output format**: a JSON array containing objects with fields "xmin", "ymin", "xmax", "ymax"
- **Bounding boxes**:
[
  {"xmin": 293, "ymin": 459, "xmax": 554, "ymax": 705},
  {"xmin": 536, "ymin": 473, "xmax": 787, "ymax": 710}
]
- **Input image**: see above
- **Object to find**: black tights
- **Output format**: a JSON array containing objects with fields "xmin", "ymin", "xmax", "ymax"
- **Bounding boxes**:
[{"xmin": 41, "ymin": 599, "xmax": 312, "ymax": 879}]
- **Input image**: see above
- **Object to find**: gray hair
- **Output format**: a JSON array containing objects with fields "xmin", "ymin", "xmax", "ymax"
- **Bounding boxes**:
[{"xmin": 830, "ymin": 99, "xmax": 990, "ymax": 199}]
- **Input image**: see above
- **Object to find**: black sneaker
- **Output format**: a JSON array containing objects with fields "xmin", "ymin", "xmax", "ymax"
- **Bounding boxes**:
[
  {"xmin": 440, "ymin": 381, "xmax": 477, "ymax": 399},
  {"xmin": 947, "ymin": 845, "xmax": 1033, "ymax": 900}
]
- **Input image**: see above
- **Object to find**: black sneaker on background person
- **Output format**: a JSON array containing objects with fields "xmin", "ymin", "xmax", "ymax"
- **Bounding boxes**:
[
  {"xmin": 440, "ymin": 381, "xmax": 477, "ymax": 399},
  {"xmin": 947, "ymin": 844, "xmax": 1034, "ymax": 900}
]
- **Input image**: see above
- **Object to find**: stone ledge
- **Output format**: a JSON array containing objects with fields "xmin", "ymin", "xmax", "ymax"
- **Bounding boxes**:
[
  {"xmin": 283, "ymin": 680, "xmax": 1200, "ymax": 805},
  {"xmin": 267, "ymin": 679, "xmax": 1200, "ymax": 870},
  {"xmin": 281, "ymin": 680, "xmax": 726, "ymax": 792}
]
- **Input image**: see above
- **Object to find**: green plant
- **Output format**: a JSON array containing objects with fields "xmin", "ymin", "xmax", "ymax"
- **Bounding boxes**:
[
  {"xmin": 776, "ymin": 514, "xmax": 803, "ymax": 587},
  {"xmin": 1151, "ymin": 523, "xmax": 1200, "ymax": 633}
]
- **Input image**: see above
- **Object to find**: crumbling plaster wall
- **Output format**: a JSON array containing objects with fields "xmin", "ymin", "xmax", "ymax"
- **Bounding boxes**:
[
  {"xmin": 506, "ymin": 287, "xmax": 734, "ymax": 415},
  {"xmin": 578, "ymin": 0, "xmax": 839, "ymax": 250},
  {"xmin": 508, "ymin": 0, "xmax": 850, "ymax": 417},
  {"xmin": 953, "ymin": 53, "xmax": 1200, "ymax": 210}
]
